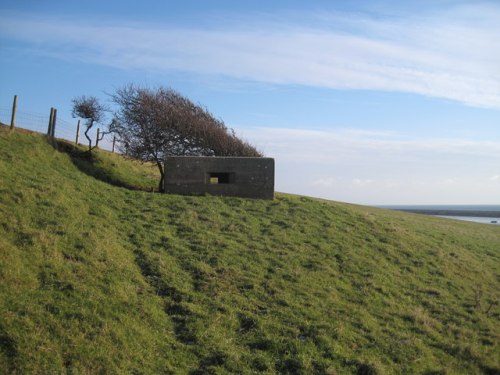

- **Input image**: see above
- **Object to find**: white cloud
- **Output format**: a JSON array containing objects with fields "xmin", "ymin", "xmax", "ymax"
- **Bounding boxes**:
[
  {"xmin": 241, "ymin": 127, "xmax": 500, "ymax": 164},
  {"xmin": 439, "ymin": 178, "xmax": 456, "ymax": 186},
  {"xmin": 312, "ymin": 177, "xmax": 336, "ymax": 187},
  {"xmin": 1, "ymin": 3, "xmax": 500, "ymax": 108},
  {"xmin": 352, "ymin": 178, "xmax": 375, "ymax": 187},
  {"xmin": 238, "ymin": 126, "xmax": 500, "ymax": 204}
]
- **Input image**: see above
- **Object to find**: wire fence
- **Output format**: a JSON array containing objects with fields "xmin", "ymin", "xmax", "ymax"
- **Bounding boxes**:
[{"xmin": 0, "ymin": 101, "xmax": 118, "ymax": 153}]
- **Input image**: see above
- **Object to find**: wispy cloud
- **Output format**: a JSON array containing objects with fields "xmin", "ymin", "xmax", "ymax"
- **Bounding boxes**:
[
  {"xmin": 238, "ymin": 126, "xmax": 500, "ymax": 204},
  {"xmin": 1, "ymin": 3, "xmax": 500, "ymax": 108},
  {"xmin": 240, "ymin": 127, "xmax": 500, "ymax": 163}
]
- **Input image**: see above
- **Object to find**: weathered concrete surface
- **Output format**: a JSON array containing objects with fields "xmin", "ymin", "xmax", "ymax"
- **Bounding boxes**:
[{"xmin": 164, "ymin": 157, "xmax": 275, "ymax": 199}]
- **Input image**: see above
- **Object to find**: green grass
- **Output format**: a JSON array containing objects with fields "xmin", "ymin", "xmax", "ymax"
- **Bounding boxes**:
[{"xmin": 1, "ymin": 126, "xmax": 499, "ymax": 374}]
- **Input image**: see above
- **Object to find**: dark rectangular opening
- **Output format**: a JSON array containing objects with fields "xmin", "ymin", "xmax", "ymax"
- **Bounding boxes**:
[{"xmin": 208, "ymin": 172, "xmax": 234, "ymax": 184}]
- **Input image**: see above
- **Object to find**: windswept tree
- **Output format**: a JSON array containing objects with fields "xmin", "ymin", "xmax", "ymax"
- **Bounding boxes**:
[
  {"xmin": 110, "ymin": 84, "xmax": 261, "ymax": 192},
  {"xmin": 71, "ymin": 96, "xmax": 108, "ymax": 152}
]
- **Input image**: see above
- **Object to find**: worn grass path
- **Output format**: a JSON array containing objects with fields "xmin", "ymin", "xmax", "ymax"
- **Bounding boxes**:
[{"xmin": 0, "ymin": 127, "xmax": 499, "ymax": 374}]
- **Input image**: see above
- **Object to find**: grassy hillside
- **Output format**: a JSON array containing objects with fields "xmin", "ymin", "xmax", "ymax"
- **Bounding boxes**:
[{"xmin": 0, "ymin": 126, "xmax": 499, "ymax": 374}]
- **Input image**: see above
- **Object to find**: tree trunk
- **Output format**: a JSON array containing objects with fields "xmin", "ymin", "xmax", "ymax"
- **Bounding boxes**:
[
  {"xmin": 156, "ymin": 160, "xmax": 165, "ymax": 193},
  {"xmin": 84, "ymin": 121, "xmax": 94, "ymax": 152}
]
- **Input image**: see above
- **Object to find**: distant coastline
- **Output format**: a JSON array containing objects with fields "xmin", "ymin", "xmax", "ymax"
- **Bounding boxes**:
[
  {"xmin": 381, "ymin": 205, "xmax": 500, "ymax": 223},
  {"xmin": 391, "ymin": 209, "xmax": 500, "ymax": 218}
]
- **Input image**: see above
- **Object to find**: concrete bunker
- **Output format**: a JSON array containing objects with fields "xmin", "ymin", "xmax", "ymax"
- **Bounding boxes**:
[{"xmin": 164, "ymin": 156, "xmax": 274, "ymax": 199}]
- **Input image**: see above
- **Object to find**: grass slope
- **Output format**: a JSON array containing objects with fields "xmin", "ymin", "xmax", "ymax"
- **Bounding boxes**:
[{"xmin": 0, "ymin": 126, "xmax": 499, "ymax": 374}]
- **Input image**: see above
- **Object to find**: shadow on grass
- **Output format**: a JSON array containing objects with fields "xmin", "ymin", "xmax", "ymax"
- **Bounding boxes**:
[
  {"xmin": 0, "ymin": 325, "xmax": 17, "ymax": 373},
  {"xmin": 53, "ymin": 138, "xmax": 158, "ymax": 192}
]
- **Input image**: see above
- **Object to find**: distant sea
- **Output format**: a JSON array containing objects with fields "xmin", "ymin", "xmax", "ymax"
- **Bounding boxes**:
[{"xmin": 380, "ymin": 205, "xmax": 500, "ymax": 225}]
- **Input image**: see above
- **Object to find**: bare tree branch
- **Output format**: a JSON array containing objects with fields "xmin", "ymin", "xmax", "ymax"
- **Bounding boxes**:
[{"xmin": 71, "ymin": 96, "xmax": 109, "ymax": 153}]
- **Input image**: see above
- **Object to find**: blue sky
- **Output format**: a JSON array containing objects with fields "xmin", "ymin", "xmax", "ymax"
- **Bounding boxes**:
[{"xmin": 1, "ymin": 0, "xmax": 499, "ymax": 205}]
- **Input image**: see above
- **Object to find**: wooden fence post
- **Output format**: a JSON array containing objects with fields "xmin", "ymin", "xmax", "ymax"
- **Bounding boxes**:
[
  {"xmin": 75, "ymin": 120, "xmax": 80, "ymax": 145},
  {"xmin": 47, "ymin": 108, "xmax": 54, "ymax": 135},
  {"xmin": 96, "ymin": 128, "xmax": 100, "ymax": 148},
  {"xmin": 51, "ymin": 108, "xmax": 57, "ymax": 138},
  {"xmin": 112, "ymin": 135, "xmax": 116, "ymax": 153},
  {"xmin": 10, "ymin": 95, "xmax": 18, "ymax": 130}
]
